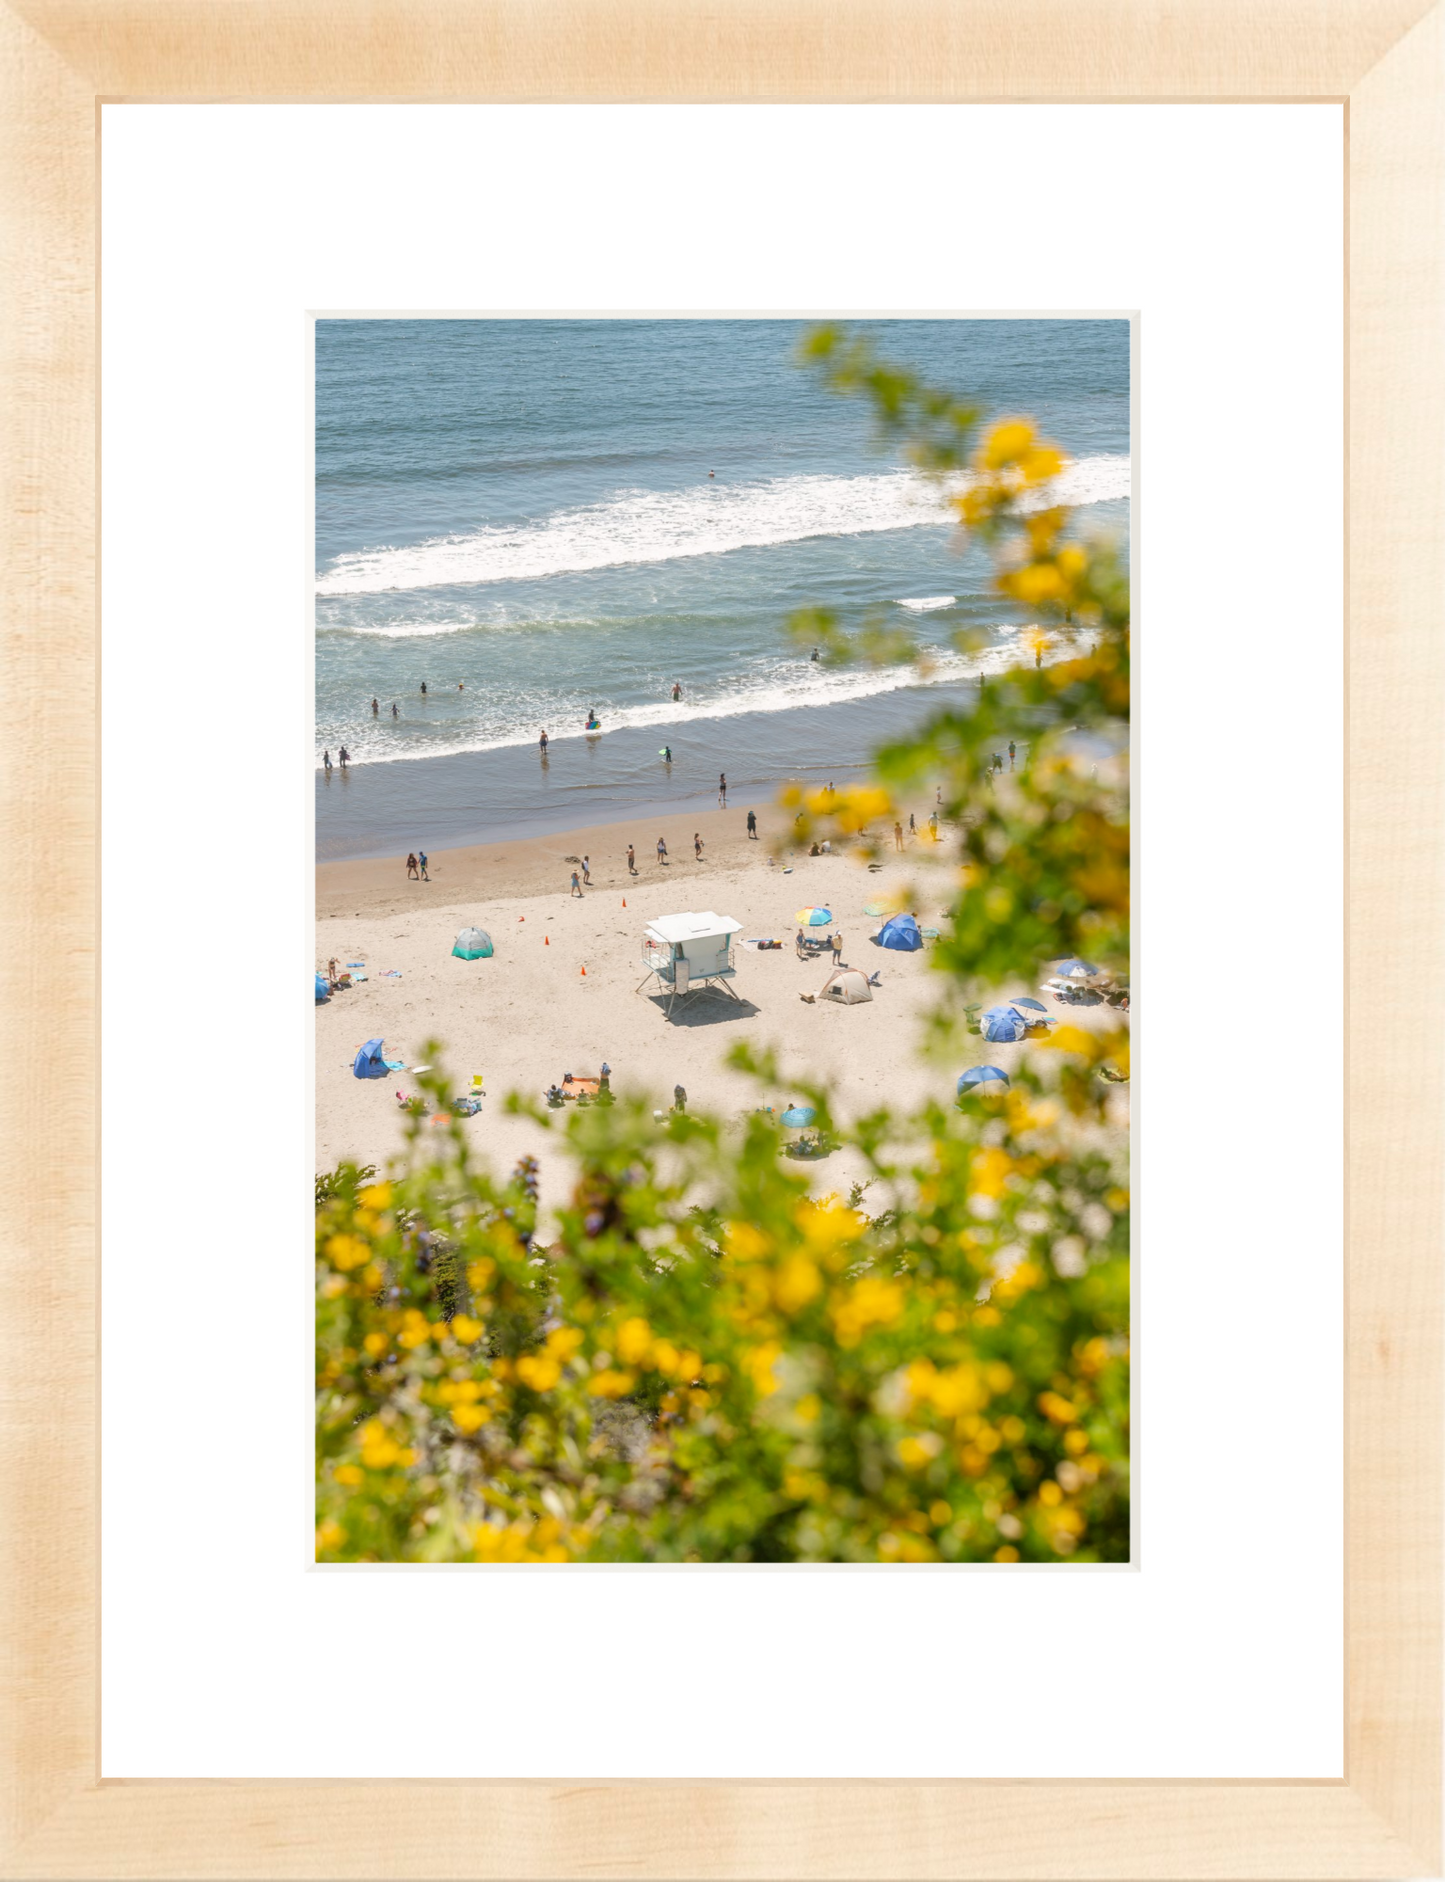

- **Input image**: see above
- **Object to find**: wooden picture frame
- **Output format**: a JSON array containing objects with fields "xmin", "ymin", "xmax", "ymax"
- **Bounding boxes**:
[{"xmin": 2, "ymin": 3, "xmax": 1439, "ymax": 1874}]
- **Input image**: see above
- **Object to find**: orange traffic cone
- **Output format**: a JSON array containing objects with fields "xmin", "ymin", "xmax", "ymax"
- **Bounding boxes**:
[
  {"xmin": 622, "ymin": 898, "xmax": 627, "ymax": 908},
  {"xmin": 544, "ymin": 935, "xmax": 550, "ymax": 946},
  {"xmin": 580, "ymin": 965, "xmax": 587, "ymax": 977}
]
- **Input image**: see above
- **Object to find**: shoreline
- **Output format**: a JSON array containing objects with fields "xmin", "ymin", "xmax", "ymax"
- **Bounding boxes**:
[{"xmin": 316, "ymin": 795, "xmax": 944, "ymax": 922}]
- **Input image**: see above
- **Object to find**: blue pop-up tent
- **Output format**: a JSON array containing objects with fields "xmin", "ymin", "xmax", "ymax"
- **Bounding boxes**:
[
  {"xmin": 873, "ymin": 913, "xmax": 923, "ymax": 952},
  {"xmin": 981, "ymin": 1004, "xmax": 1028, "ymax": 1042},
  {"xmin": 353, "ymin": 1037, "xmax": 388, "ymax": 1079},
  {"xmin": 315, "ymin": 972, "xmax": 330, "ymax": 1004}
]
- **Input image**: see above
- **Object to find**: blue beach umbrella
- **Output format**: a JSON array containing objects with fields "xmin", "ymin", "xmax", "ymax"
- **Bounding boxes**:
[
  {"xmin": 1053, "ymin": 957, "xmax": 1099, "ymax": 979},
  {"xmin": 1012, "ymin": 997, "xmax": 1049, "ymax": 1013},
  {"xmin": 780, "ymin": 1105, "xmax": 817, "ymax": 1127},
  {"xmin": 958, "ymin": 1066, "xmax": 1010, "ymax": 1094},
  {"xmin": 982, "ymin": 1004, "xmax": 1029, "ymax": 1043}
]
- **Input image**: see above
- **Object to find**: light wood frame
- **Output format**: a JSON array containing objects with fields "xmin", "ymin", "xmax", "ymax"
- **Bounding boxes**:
[{"xmin": 2, "ymin": 3, "xmax": 1440, "ymax": 1875}]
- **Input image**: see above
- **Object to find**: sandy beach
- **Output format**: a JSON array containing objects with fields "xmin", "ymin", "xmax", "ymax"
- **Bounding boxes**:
[{"xmin": 316, "ymin": 799, "xmax": 1126, "ymax": 1217}]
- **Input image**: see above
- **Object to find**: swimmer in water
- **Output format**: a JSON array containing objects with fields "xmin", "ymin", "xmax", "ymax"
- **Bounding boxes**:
[
  {"xmin": 371, "ymin": 697, "xmax": 378, "ymax": 715},
  {"xmin": 672, "ymin": 681, "xmax": 682, "ymax": 701},
  {"xmin": 391, "ymin": 701, "xmax": 399, "ymax": 718},
  {"xmin": 420, "ymin": 681, "xmax": 427, "ymax": 695}
]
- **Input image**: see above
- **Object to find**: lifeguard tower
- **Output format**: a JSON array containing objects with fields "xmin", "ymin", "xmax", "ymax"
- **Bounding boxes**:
[{"xmin": 636, "ymin": 911, "xmax": 744, "ymax": 1019}]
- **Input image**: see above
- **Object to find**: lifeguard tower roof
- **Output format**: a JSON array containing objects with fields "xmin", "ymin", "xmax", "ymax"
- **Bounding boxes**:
[{"xmin": 644, "ymin": 911, "xmax": 743, "ymax": 946}]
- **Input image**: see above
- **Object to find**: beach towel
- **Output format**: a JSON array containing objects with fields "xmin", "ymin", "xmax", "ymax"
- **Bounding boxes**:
[{"xmin": 383, "ymin": 1058, "xmax": 406, "ymax": 1071}]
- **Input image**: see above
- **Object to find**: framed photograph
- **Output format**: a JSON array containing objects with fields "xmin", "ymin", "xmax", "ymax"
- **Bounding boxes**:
[{"xmin": 3, "ymin": 3, "xmax": 1439, "ymax": 1875}]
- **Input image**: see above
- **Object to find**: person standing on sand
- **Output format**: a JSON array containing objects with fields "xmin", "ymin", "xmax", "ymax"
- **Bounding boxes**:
[
  {"xmin": 928, "ymin": 812, "xmax": 938, "ymax": 841},
  {"xmin": 656, "ymin": 837, "xmax": 668, "ymax": 865},
  {"xmin": 694, "ymin": 832, "xmax": 703, "ymax": 860},
  {"xmin": 570, "ymin": 871, "xmax": 582, "ymax": 897},
  {"xmin": 626, "ymin": 843, "xmax": 636, "ymax": 875},
  {"xmin": 718, "ymin": 773, "xmax": 727, "ymax": 808},
  {"xmin": 893, "ymin": 821, "xmax": 903, "ymax": 852},
  {"xmin": 1009, "ymin": 740, "xmax": 1016, "ymax": 770},
  {"xmin": 406, "ymin": 853, "xmax": 419, "ymax": 879},
  {"xmin": 419, "ymin": 850, "xmax": 429, "ymax": 880},
  {"xmin": 581, "ymin": 855, "xmax": 591, "ymax": 885},
  {"xmin": 746, "ymin": 809, "xmax": 757, "ymax": 839}
]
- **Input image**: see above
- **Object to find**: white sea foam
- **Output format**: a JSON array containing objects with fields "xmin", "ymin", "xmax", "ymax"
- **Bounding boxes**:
[
  {"xmin": 897, "ymin": 595, "xmax": 957, "ymax": 612},
  {"xmin": 314, "ymin": 626, "xmax": 1093, "ymax": 767},
  {"xmin": 315, "ymin": 456, "xmax": 1130, "ymax": 598}
]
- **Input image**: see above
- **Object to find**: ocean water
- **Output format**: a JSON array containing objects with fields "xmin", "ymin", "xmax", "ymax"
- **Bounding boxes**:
[{"xmin": 316, "ymin": 319, "xmax": 1129, "ymax": 858}]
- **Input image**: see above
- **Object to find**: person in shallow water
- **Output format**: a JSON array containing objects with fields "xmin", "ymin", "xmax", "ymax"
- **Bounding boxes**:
[
  {"xmin": 391, "ymin": 702, "xmax": 399, "ymax": 718},
  {"xmin": 539, "ymin": 729, "xmax": 548, "ymax": 753},
  {"xmin": 323, "ymin": 749, "xmax": 332, "ymax": 772},
  {"xmin": 672, "ymin": 681, "xmax": 682, "ymax": 701},
  {"xmin": 371, "ymin": 697, "xmax": 378, "ymax": 715},
  {"xmin": 661, "ymin": 745, "xmax": 672, "ymax": 764},
  {"xmin": 338, "ymin": 746, "xmax": 350, "ymax": 766},
  {"xmin": 420, "ymin": 681, "xmax": 427, "ymax": 695}
]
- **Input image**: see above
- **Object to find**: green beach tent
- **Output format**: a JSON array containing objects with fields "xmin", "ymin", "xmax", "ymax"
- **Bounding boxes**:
[{"xmin": 452, "ymin": 927, "xmax": 494, "ymax": 961}]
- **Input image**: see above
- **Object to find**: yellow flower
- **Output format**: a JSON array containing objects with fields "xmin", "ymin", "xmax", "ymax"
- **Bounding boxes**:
[
  {"xmin": 362, "ymin": 1331, "xmax": 388, "ymax": 1359},
  {"xmin": 1038, "ymin": 1391, "xmax": 1078, "ymax": 1425},
  {"xmin": 726, "ymin": 1222, "xmax": 772, "ymax": 1262},
  {"xmin": 1044, "ymin": 1025, "xmax": 1096, "ymax": 1057},
  {"xmin": 773, "ymin": 1254, "xmax": 822, "ymax": 1314},
  {"xmin": 515, "ymin": 1353, "xmax": 562, "ymax": 1393},
  {"xmin": 451, "ymin": 1315, "xmax": 483, "ymax": 1344},
  {"xmin": 745, "ymin": 1342, "xmax": 782, "ymax": 1397},
  {"xmin": 614, "ymin": 1318, "xmax": 654, "ymax": 1367},
  {"xmin": 798, "ymin": 1202, "xmax": 867, "ymax": 1257},
  {"xmin": 929, "ymin": 1500, "xmax": 953, "ymax": 1528},
  {"xmin": 324, "ymin": 1233, "xmax": 370, "ymax": 1272},
  {"xmin": 1002, "ymin": 562, "xmax": 1066, "ymax": 605},
  {"xmin": 897, "ymin": 1434, "xmax": 939, "ymax": 1471},
  {"xmin": 315, "ymin": 1519, "xmax": 344, "ymax": 1553},
  {"xmin": 993, "ymin": 1544, "xmax": 1020, "ymax": 1563},
  {"xmin": 830, "ymin": 1274, "xmax": 905, "ymax": 1346},
  {"xmin": 969, "ymin": 1146, "xmax": 1013, "ymax": 1199},
  {"xmin": 545, "ymin": 1326, "xmax": 584, "ymax": 1362},
  {"xmin": 795, "ymin": 1393, "xmax": 821, "ymax": 1425},
  {"xmin": 981, "ymin": 419, "xmax": 1036, "ymax": 468},
  {"xmin": 333, "ymin": 1463, "xmax": 363, "ymax": 1487},
  {"xmin": 466, "ymin": 1257, "xmax": 496, "ymax": 1290},
  {"xmin": 452, "ymin": 1402, "xmax": 491, "ymax": 1434},
  {"xmin": 588, "ymin": 1369, "xmax": 636, "ymax": 1399},
  {"xmin": 1019, "ymin": 445, "xmax": 1063, "ymax": 485}
]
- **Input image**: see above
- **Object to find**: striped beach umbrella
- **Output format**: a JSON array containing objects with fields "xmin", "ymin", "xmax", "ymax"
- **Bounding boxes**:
[{"xmin": 794, "ymin": 907, "xmax": 833, "ymax": 926}]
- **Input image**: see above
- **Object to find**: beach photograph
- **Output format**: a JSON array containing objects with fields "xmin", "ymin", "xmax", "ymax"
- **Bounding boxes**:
[{"xmin": 315, "ymin": 318, "xmax": 1131, "ymax": 1564}]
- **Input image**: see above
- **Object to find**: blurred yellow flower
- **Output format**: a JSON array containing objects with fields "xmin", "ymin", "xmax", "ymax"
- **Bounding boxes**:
[
  {"xmin": 358, "ymin": 1182, "xmax": 392, "ymax": 1209},
  {"xmin": 981, "ymin": 419, "xmax": 1036, "ymax": 468},
  {"xmin": 333, "ymin": 1464, "xmax": 363, "ymax": 1487},
  {"xmin": 315, "ymin": 1519, "xmax": 344, "ymax": 1553},
  {"xmin": 452, "ymin": 1402, "xmax": 490, "ymax": 1434},
  {"xmin": 324, "ymin": 1234, "xmax": 370, "ymax": 1272},
  {"xmin": 588, "ymin": 1369, "xmax": 636, "ymax": 1398},
  {"xmin": 614, "ymin": 1318, "xmax": 654, "ymax": 1367},
  {"xmin": 515, "ymin": 1353, "xmax": 562, "ymax": 1393},
  {"xmin": 773, "ymin": 1254, "xmax": 822, "ymax": 1314},
  {"xmin": 545, "ymin": 1326, "xmax": 584, "ymax": 1362}
]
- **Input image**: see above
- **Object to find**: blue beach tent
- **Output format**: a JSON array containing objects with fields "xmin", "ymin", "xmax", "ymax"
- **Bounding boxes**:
[
  {"xmin": 780, "ymin": 1105, "xmax": 817, "ymax": 1127},
  {"xmin": 452, "ymin": 927, "xmax": 494, "ymax": 960},
  {"xmin": 981, "ymin": 1004, "xmax": 1028, "ymax": 1043},
  {"xmin": 315, "ymin": 972, "xmax": 329, "ymax": 1004},
  {"xmin": 353, "ymin": 1037, "xmax": 388, "ymax": 1079},
  {"xmin": 873, "ymin": 913, "xmax": 923, "ymax": 952},
  {"xmin": 958, "ymin": 1066, "xmax": 1010, "ymax": 1095}
]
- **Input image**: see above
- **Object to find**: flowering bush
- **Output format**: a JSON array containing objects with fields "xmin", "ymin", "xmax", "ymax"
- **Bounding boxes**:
[{"xmin": 316, "ymin": 334, "xmax": 1130, "ymax": 1564}]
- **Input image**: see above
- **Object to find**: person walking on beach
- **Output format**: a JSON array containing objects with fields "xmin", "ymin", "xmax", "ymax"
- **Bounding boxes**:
[
  {"xmin": 338, "ymin": 746, "xmax": 350, "ymax": 767},
  {"xmin": 893, "ymin": 820, "xmax": 904, "ymax": 851},
  {"xmin": 371, "ymin": 697, "xmax": 379, "ymax": 716},
  {"xmin": 908, "ymin": 812, "xmax": 916, "ymax": 836},
  {"xmin": 323, "ymin": 749, "xmax": 332, "ymax": 772},
  {"xmin": 570, "ymin": 870, "xmax": 582, "ymax": 897},
  {"xmin": 626, "ymin": 843, "xmax": 636, "ymax": 875},
  {"xmin": 539, "ymin": 728, "xmax": 548, "ymax": 753},
  {"xmin": 656, "ymin": 836, "xmax": 668, "ymax": 865},
  {"xmin": 406, "ymin": 852, "xmax": 419, "ymax": 879},
  {"xmin": 694, "ymin": 832, "xmax": 703, "ymax": 861},
  {"xmin": 1009, "ymin": 740, "xmax": 1016, "ymax": 770},
  {"xmin": 581, "ymin": 855, "xmax": 591, "ymax": 885},
  {"xmin": 419, "ymin": 850, "xmax": 429, "ymax": 881},
  {"xmin": 928, "ymin": 811, "xmax": 938, "ymax": 842},
  {"xmin": 746, "ymin": 809, "xmax": 757, "ymax": 839},
  {"xmin": 718, "ymin": 773, "xmax": 727, "ymax": 808}
]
